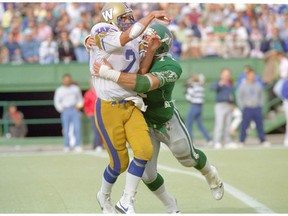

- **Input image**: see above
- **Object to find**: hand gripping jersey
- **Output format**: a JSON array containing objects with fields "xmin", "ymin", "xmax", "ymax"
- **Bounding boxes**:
[
  {"xmin": 89, "ymin": 22, "xmax": 145, "ymax": 100},
  {"xmin": 143, "ymin": 56, "xmax": 182, "ymax": 128}
]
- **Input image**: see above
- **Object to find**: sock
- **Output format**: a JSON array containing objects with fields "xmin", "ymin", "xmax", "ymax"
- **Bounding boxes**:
[
  {"xmin": 199, "ymin": 160, "xmax": 213, "ymax": 176},
  {"xmin": 153, "ymin": 184, "xmax": 175, "ymax": 208},
  {"xmin": 101, "ymin": 165, "xmax": 119, "ymax": 194},
  {"xmin": 145, "ymin": 173, "xmax": 177, "ymax": 212},
  {"xmin": 100, "ymin": 176, "xmax": 114, "ymax": 195},
  {"xmin": 124, "ymin": 158, "xmax": 147, "ymax": 196}
]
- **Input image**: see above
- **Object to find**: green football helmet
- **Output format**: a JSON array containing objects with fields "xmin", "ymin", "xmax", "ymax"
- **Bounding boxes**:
[{"xmin": 149, "ymin": 23, "xmax": 173, "ymax": 56}]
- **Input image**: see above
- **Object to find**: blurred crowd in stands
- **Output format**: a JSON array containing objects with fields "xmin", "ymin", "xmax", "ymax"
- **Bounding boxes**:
[{"xmin": 0, "ymin": 3, "xmax": 288, "ymax": 64}]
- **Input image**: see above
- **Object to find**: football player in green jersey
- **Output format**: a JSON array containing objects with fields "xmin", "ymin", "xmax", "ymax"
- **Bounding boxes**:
[{"xmin": 93, "ymin": 23, "xmax": 224, "ymax": 213}]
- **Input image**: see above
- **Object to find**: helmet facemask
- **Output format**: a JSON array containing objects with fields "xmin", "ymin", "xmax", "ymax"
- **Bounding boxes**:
[{"xmin": 117, "ymin": 12, "xmax": 135, "ymax": 31}]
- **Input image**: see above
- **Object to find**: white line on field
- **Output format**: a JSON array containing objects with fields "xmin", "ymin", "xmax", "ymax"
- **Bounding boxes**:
[
  {"xmin": 157, "ymin": 164, "xmax": 275, "ymax": 214},
  {"xmin": 85, "ymin": 152, "xmax": 275, "ymax": 214},
  {"xmin": 0, "ymin": 150, "xmax": 276, "ymax": 213}
]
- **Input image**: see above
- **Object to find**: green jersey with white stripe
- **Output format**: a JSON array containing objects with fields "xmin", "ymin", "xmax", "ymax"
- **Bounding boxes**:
[{"xmin": 143, "ymin": 55, "xmax": 182, "ymax": 128}]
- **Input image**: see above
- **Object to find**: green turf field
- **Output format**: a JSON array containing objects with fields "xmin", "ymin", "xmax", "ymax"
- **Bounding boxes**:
[{"xmin": 0, "ymin": 146, "xmax": 288, "ymax": 213}]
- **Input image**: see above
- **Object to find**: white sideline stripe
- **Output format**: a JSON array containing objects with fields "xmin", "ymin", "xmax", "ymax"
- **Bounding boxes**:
[
  {"xmin": 157, "ymin": 164, "xmax": 275, "ymax": 214},
  {"xmin": 0, "ymin": 151, "xmax": 275, "ymax": 213},
  {"xmin": 85, "ymin": 152, "xmax": 275, "ymax": 213}
]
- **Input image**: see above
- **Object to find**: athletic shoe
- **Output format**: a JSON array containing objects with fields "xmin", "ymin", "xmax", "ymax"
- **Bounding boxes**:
[
  {"xmin": 74, "ymin": 146, "xmax": 83, "ymax": 153},
  {"xmin": 96, "ymin": 191, "xmax": 116, "ymax": 214},
  {"xmin": 214, "ymin": 142, "xmax": 222, "ymax": 149},
  {"xmin": 224, "ymin": 142, "xmax": 243, "ymax": 149},
  {"xmin": 115, "ymin": 193, "xmax": 136, "ymax": 214},
  {"xmin": 95, "ymin": 146, "xmax": 105, "ymax": 153},
  {"xmin": 261, "ymin": 141, "xmax": 271, "ymax": 148},
  {"xmin": 204, "ymin": 165, "xmax": 224, "ymax": 200},
  {"xmin": 63, "ymin": 147, "xmax": 70, "ymax": 153},
  {"xmin": 207, "ymin": 141, "xmax": 214, "ymax": 147},
  {"xmin": 165, "ymin": 196, "xmax": 181, "ymax": 214}
]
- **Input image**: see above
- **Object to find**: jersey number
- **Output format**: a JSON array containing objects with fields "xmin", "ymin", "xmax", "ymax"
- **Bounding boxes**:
[{"xmin": 123, "ymin": 49, "xmax": 136, "ymax": 72}]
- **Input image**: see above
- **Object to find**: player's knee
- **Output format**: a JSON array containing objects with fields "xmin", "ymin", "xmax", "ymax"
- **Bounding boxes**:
[
  {"xmin": 134, "ymin": 142, "xmax": 154, "ymax": 161},
  {"xmin": 178, "ymin": 157, "xmax": 197, "ymax": 167},
  {"xmin": 171, "ymin": 138, "xmax": 197, "ymax": 167},
  {"xmin": 142, "ymin": 165, "xmax": 157, "ymax": 183}
]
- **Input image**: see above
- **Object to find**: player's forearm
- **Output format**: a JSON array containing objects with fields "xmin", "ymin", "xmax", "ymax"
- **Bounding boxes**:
[
  {"xmin": 119, "ymin": 73, "xmax": 160, "ymax": 93},
  {"xmin": 138, "ymin": 49, "xmax": 155, "ymax": 75},
  {"xmin": 97, "ymin": 65, "xmax": 159, "ymax": 93},
  {"xmin": 117, "ymin": 73, "xmax": 138, "ymax": 90}
]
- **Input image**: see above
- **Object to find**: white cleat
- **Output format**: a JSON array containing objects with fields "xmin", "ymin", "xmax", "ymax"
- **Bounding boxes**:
[
  {"xmin": 74, "ymin": 146, "xmax": 83, "ymax": 153},
  {"xmin": 166, "ymin": 196, "xmax": 181, "ymax": 214},
  {"xmin": 96, "ymin": 191, "xmax": 116, "ymax": 214},
  {"xmin": 115, "ymin": 193, "xmax": 136, "ymax": 214},
  {"xmin": 214, "ymin": 142, "xmax": 222, "ymax": 149},
  {"xmin": 204, "ymin": 166, "xmax": 224, "ymax": 200}
]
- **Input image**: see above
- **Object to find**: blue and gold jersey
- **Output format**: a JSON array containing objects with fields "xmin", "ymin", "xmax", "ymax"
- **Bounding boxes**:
[{"xmin": 89, "ymin": 22, "xmax": 144, "ymax": 100}]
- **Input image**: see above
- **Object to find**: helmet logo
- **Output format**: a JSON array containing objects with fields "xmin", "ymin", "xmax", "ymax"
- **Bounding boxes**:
[
  {"xmin": 163, "ymin": 33, "xmax": 172, "ymax": 46},
  {"xmin": 102, "ymin": 8, "xmax": 114, "ymax": 22}
]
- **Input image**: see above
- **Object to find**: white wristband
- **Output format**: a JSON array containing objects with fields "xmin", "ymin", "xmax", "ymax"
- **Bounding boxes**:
[
  {"xmin": 99, "ymin": 65, "xmax": 121, "ymax": 82},
  {"xmin": 129, "ymin": 22, "xmax": 145, "ymax": 39}
]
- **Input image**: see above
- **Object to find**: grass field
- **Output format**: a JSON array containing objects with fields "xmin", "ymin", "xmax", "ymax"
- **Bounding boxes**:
[{"xmin": 0, "ymin": 145, "xmax": 288, "ymax": 213}]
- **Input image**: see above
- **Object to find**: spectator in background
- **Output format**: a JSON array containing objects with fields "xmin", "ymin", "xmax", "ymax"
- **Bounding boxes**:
[
  {"xmin": 21, "ymin": 28, "xmax": 39, "ymax": 63},
  {"xmin": 5, "ymin": 104, "xmax": 28, "ymax": 138},
  {"xmin": 200, "ymin": 26, "xmax": 222, "ymax": 58},
  {"xmin": 11, "ymin": 48, "xmax": 23, "ymax": 64},
  {"xmin": 232, "ymin": 20, "xmax": 249, "ymax": 40},
  {"xmin": 249, "ymin": 27, "xmax": 264, "ymax": 58},
  {"xmin": 39, "ymin": 35, "xmax": 59, "ymax": 64},
  {"xmin": 173, "ymin": 19, "xmax": 189, "ymax": 44},
  {"xmin": 58, "ymin": 31, "xmax": 76, "ymax": 63},
  {"xmin": 213, "ymin": 16, "xmax": 228, "ymax": 42},
  {"xmin": 0, "ymin": 27, "xmax": 6, "ymax": 48},
  {"xmin": 168, "ymin": 28, "xmax": 182, "ymax": 60},
  {"xmin": 229, "ymin": 105, "xmax": 242, "ymax": 137},
  {"xmin": 69, "ymin": 22, "xmax": 89, "ymax": 63},
  {"xmin": 181, "ymin": 28, "xmax": 201, "ymax": 59},
  {"xmin": 1, "ymin": 3, "xmax": 14, "ymax": 31},
  {"xmin": 262, "ymin": 50, "xmax": 279, "ymax": 115},
  {"xmin": 22, "ymin": 7, "xmax": 36, "ymax": 31},
  {"xmin": 237, "ymin": 69, "xmax": 270, "ymax": 147},
  {"xmin": 235, "ymin": 65, "xmax": 264, "ymax": 90},
  {"xmin": 278, "ymin": 51, "xmax": 288, "ymax": 79},
  {"xmin": 189, "ymin": 4, "xmax": 201, "ymax": 26},
  {"xmin": 0, "ymin": 47, "xmax": 9, "ymax": 64},
  {"xmin": 66, "ymin": 3, "xmax": 85, "ymax": 27},
  {"xmin": 36, "ymin": 18, "xmax": 52, "ymax": 42},
  {"xmin": 54, "ymin": 74, "xmax": 83, "ymax": 153},
  {"xmin": 33, "ymin": 3, "xmax": 47, "ymax": 20},
  {"xmin": 202, "ymin": 4, "xmax": 223, "ymax": 27},
  {"xmin": 223, "ymin": 30, "xmax": 250, "ymax": 58},
  {"xmin": 210, "ymin": 68, "xmax": 235, "ymax": 149},
  {"xmin": 45, "ymin": 9, "xmax": 58, "ymax": 34},
  {"xmin": 185, "ymin": 73, "xmax": 212, "ymax": 145},
  {"xmin": 10, "ymin": 22, "xmax": 22, "ymax": 44},
  {"xmin": 4, "ymin": 32, "xmax": 21, "ymax": 62},
  {"xmin": 83, "ymin": 80, "xmax": 104, "ymax": 152},
  {"xmin": 261, "ymin": 27, "xmax": 286, "ymax": 53}
]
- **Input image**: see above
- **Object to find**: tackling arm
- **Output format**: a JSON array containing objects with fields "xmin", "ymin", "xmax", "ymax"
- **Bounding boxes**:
[{"xmin": 95, "ymin": 64, "xmax": 160, "ymax": 93}]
